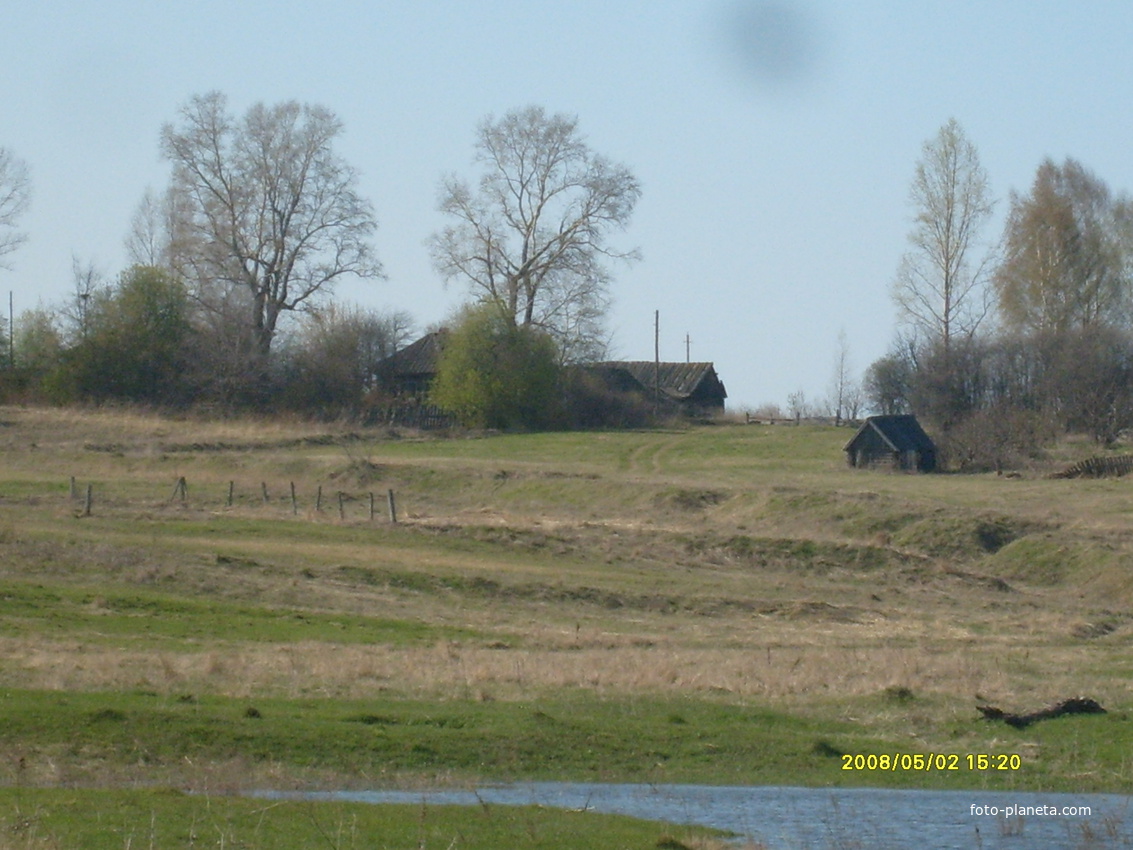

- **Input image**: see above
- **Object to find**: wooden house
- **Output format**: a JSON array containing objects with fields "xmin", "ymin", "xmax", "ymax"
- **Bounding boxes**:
[
  {"xmin": 381, "ymin": 331, "xmax": 728, "ymax": 412},
  {"xmin": 843, "ymin": 414, "xmax": 937, "ymax": 472},
  {"xmin": 377, "ymin": 329, "xmax": 448, "ymax": 396},
  {"xmin": 593, "ymin": 361, "xmax": 728, "ymax": 414}
]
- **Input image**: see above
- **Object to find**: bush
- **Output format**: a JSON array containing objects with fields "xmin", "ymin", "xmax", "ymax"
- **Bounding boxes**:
[
  {"xmin": 559, "ymin": 366, "xmax": 653, "ymax": 429},
  {"xmin": 67, "ymin": 266, "xmax": 193, "ymax": 405},
  {"xmin": 937, "ymin": 407, "xmax": 1054, "ymax": 472},
  {"xmin": 430, "ymin": 305, "xmax": 561, "ymax": 430},
  {"xmin": 276, "ymin": 305, "xmax": 413, "ymax": 418}
]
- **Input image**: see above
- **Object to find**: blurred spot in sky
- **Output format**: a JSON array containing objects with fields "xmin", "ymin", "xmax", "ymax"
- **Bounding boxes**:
[{"xmin": 717, "ymin": 1, "xmax": 827, "ymax": 94}]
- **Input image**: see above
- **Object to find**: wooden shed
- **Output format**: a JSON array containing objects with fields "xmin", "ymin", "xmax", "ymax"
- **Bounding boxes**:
[{"xmin": 843, "ymin": 414, "xmax": 937, "ymax": 472}]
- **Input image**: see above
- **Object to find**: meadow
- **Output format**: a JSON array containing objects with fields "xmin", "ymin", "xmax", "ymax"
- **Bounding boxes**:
[{"xmin": 1, "ymin": 405, "xmax": 1132, "ymax": 845}]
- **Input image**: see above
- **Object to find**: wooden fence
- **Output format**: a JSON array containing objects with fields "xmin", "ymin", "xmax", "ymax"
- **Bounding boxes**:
[
  {"xmin": 67, "ymin": 475, "xmax": 400, "ymax": 523},
  {"xmin": 363, "ymin": 403, "xmax": 455, "ymax": 430},
  {"xmin": 1047, "ymin": 455, "xmax": 1133, "ymax": 479}
]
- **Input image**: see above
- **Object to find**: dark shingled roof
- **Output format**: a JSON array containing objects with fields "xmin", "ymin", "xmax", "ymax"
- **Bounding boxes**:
[
  {"xmin": 843, "ymin": 415, "xmax": 936, "ymax": 454},
  {"xmin": 382, "ymin": 329, "xmax": 447, "ymax": 376},
  {"xmin": 596, "ymin": 361, "xmax": 726, "ymax": 402}
]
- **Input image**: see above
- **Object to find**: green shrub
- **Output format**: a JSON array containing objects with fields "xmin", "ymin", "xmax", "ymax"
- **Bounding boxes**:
[{"xmin": 430, "ymin": 303, "xmax": 561, "ymax": 430}]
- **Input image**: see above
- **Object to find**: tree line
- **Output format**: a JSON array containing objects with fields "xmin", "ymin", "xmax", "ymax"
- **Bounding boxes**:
[
  {"xmin": 867, "ymin": 119, "xmax": 1133, "ymax": 469},
  {"xmin": 0, "ymin": 94, "xmax": 640, "ymax": 423}
]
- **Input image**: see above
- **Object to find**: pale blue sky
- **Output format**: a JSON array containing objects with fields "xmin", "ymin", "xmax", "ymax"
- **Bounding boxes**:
[{"xmin": 3, "ymin": 1, "xmax": 1133, "ymax": 409}]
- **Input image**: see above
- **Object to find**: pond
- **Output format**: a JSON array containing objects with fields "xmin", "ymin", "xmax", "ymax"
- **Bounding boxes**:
[{"xmin": 256, "ymin": 783, "xmax": 1133, "ymax": 849}]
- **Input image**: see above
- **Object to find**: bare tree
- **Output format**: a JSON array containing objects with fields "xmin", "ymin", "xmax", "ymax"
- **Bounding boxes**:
[
  {"xmin": 827, "ymin": 328, "xmax": 859, "ymax": 425},
  {"xmin": 280, "ymin": 303, "xmax": 414, "ymax": 414},
  {"xmin": 892, "ymin": 119, "xmax": 994, "ymax": 356},
  {"xmin": 61, "ymin": 256, "xmax": 106, "ymax": 343},
  {"xmin": 0, "ymin": 147, "xmax": 31, "ymax": 267},
  {"xmin": 159, "ymin": 92, "xmax": 382, "ymax": 360},
  {"xmin": 430, "ymin": 106, "xmax": 641, "ymax": 362},
  {"xmin": 302, "ymin": 302, "xmax": 413, "ymax": 390},
  {"xmin": 130, "ymin": 185, "xmax": 201, "ymax": 280},
  {"xmin": 125, "ymin": 188, "xmax": 165, "ymax": 268},
  {"xmin": 786, "ymin": 389, "xmax": 810, "ymax": 422}
]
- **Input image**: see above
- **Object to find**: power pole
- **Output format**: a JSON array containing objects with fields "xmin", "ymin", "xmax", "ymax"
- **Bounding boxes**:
[
  {"xmin": 654, "ymin": 310, "xmax": 660, "ymax": 408},
  {"xmin": 685, "ymin": 333, "xmax": 691, "ymax": 363}
]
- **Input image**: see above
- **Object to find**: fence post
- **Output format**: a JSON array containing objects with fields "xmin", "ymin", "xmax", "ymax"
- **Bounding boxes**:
[
  {"xmin": 387, "ymin": 489, "xmax": 397, "ymax": 524},
  {"xmin": 369, "ymin": 492, "xmax": 375, "ymax": 521},
  {"xmin": 83, "ymin": 484, "xmax": 93, "ymax": 517},
  {"xmin": 337, "ymin": 491, "xmax": 345, "ymax": 521},
  {"xmin": 227, "ymin": 481, "xmax": 234, "ymax": 507},
  {"xmin": 290, "ymin": 481, "xmax": 298, "ymax": 515},
  {"xmin": 70, "ymin": 476, "xmax": 78, "ymax": 501},
  {"xmin": 261, "ymin": 482, "xmax": 269, "ymax": 504},
  {"xmin": 316, "ymin": 485, "xmax": 323, "ymax": 513}
]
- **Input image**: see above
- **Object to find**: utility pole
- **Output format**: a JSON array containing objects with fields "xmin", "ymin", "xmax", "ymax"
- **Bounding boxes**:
[
  {"xmin": 7, "ymin": 291, "xmax": 12, "ymax": 369},
  {"xmin": 654, "ymin": 310, "xmax": 660, "ymax": 408},
  {"xmin": 685, "ymin": 333, "xmax": 691, "ymax": 363}
]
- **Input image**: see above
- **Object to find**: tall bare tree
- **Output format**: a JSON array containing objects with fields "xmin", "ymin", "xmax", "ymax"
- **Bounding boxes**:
[
  {"xmin": 159, "ymin": 92, "xmax": 382, "ymax": 360},
  {"xmin": 827, "ymin": 328, "xmax": 860, "ymax": 425},
  {"xmin": 430, "ymin": 106, "xmax": 640, "ymax": 362},
  {"xmin": 0, "ymin": 147, "xmax": 31, "ymax": 267},
  {"xmin": 62, "ymin": 256, "xmax": 105, "ymax": 344},
  {"xmin": 892, "ymin": 119, "xmax": 994, "ymax": 356}
]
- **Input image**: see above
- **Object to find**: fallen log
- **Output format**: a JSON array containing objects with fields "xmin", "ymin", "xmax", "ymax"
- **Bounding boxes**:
[{"xmin": 977, "ymin": 697, "xmax": 1106, "ymax": 729}]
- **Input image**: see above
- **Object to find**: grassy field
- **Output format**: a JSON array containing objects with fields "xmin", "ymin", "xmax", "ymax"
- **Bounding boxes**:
[
  {"xmin": 0, "ymin": 787, "xmax": 735, "ymax": 850},
  {"xmin": 1, "ymin": 405, "xmax": 1132, "ymax": 842}
]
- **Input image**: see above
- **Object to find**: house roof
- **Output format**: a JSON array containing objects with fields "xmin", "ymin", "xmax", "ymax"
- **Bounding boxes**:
[
  {"xmin": 382, "ymin": 329, "xmax": 447, "ymax": 376},
  {"xmin": 596, "ymin": 361, "xmax": 726, "ymax": 402},
  {"xmin": 843, "ymin": 415, "xmax": 936, "ymax": 453}
]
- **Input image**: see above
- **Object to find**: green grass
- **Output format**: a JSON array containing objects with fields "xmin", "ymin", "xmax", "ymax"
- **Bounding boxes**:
[
  {"xmin": 821, "ymin": 690, "xmax": 1133, "ymax": 793},
  {"xmin": 335, "ymin": 424, "xmax": 850, "ymax": 482},
  {"xmin": 4, "ymin": 686, "xmax": 1126, "ymax": 792},
  {"xmin": 0, "ymin": 688, "xmax": 888, "ymax": 788},
  {"xmin": 0, "ymin": 787, "xmax": 730, "ymax": 850},
  {"xmin": 0, "ymin": 580, "xmax": 487, "ymax": 648}
]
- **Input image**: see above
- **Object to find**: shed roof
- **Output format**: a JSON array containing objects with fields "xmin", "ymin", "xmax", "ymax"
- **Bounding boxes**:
[{"xmin": 843, "ymin": 415, "xmax": 936, "ymax": 453}]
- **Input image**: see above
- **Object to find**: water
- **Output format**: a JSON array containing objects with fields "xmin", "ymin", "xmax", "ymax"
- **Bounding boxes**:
[{"xmin": 255, "ymin": 783, "xmax": 1133, "ymax": 849}]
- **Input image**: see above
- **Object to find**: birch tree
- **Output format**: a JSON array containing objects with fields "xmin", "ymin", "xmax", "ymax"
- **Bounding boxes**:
[
  {"xmin": 994, "ymin": 158, "xmax": 1130, "ymax": 335},
  {"xmin": 892, "ymin": 119, "xmax": 994, "ymax": 356}
]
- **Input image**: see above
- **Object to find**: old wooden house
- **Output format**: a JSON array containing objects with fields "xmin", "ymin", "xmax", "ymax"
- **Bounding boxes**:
[
  {"xmin": 377, "ymin": 329, "xmax": 448, "ymax": 396},
  {"xmin": 379, "ymin": 331, "xmax": 728, "ymax": 417},
  {"xmin": 843, "ymin": 414, "xmax": 937, "ymax": 472},
  {"xmin": 593, "ymin": 361, "xmax": 728, "ymax": 415}
]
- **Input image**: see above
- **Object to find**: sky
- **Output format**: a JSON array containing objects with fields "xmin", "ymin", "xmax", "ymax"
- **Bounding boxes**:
[{"xmin": 3, "ymin": 1, "xmax": 1133, "ymax": 411}]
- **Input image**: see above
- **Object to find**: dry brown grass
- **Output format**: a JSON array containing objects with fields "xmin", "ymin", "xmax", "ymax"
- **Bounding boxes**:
[
  {"xmin": 1, "ymin": 404, "xmax": 351, "ymax": 448},
  {"xmin": 0, "ymin": 610, "xmax": 1109, "ymax": 712}
]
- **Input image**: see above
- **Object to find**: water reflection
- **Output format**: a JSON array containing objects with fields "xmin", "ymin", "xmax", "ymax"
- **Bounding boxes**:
[{"xmin": 256, "ymin": 783, "xmax": 1133, "ymax": 849}]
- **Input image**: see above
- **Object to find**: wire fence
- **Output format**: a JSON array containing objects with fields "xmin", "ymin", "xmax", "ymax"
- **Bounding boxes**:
[{"xmin": 65, "ymin": 475, "xmax": 400, "ymax": 523}]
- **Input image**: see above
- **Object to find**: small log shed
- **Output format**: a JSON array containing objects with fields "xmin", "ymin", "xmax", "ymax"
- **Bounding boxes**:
[{"xmin": 843, "ymin": 414, "xmax": 937, "ymax": 473}]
